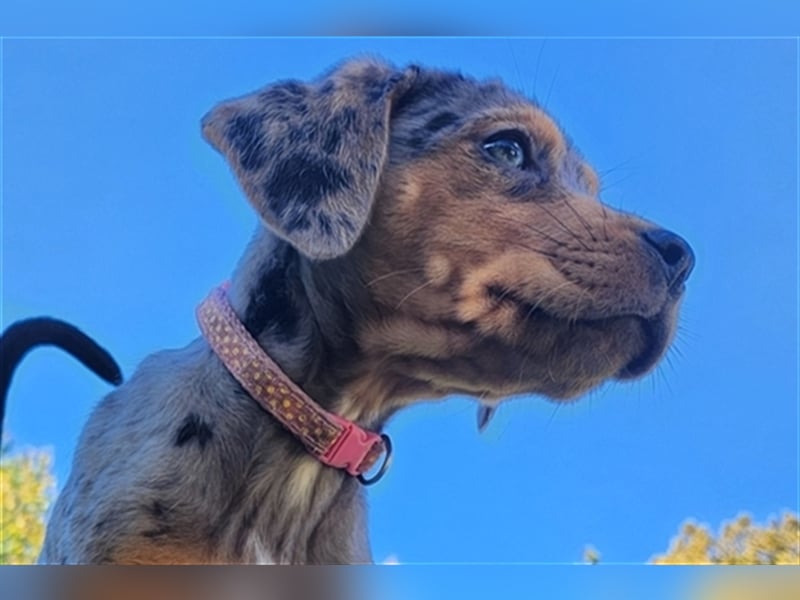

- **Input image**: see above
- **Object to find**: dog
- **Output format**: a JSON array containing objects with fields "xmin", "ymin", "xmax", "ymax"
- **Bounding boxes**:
[{"xmin": 1, "ymin": 57, "xmax": 694, "ymax": 564}]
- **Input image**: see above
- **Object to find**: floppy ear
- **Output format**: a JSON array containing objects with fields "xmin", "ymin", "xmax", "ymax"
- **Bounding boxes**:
[{"xmin": 202, "ymin": 59, "xmax": 416, "ymax": 260}]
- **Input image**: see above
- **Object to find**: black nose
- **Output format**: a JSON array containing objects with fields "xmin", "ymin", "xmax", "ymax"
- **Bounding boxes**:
[{"xmin": 642, "ymin": 229, "xmax": 695, "ymax": 287}]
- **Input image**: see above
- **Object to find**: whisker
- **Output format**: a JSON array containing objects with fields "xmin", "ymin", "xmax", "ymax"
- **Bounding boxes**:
[
  {"xmin": 482, "ymin": 216, "xmax": 568, "ymax": 255},
  {"xmin": 600, "ymin": 204, "xmax": 610, "ymax": 243},
  {"xmin": 515, "ymin": 350, "xmax": 530, "ymax": 391},
  {"xmin": 544, "ymin": 400, "xmax": 562, "ymax": 431},
  {"xmin": 395, "ymin": 280, "xmax": 435, "ymax": 309},
  {"xmin": 676, "ymin": 323, "xmax": 699, "ymax": 342},
  {"xmin": 563, "ymin": 197, "xmax": 597, "ymax": 242},
  {"xmin": 543, "ymin": 63, "xmax": 560, "ymax": 109},
  {"xmin": 668, "ymin": 342, "xmax": 685, "ymax": 360},
  {"xmin": 600, "ymin": 345, "xmax": 617, "ymax": 373},
  {"xmin": 532, "ymin": 39, "xmax": 547, "ymax": 100},
  {"xmin": 522, "ymin": 281, "xmax": 575, "ymax": 321},
  {"xmin": 600, "ymin": 172, "xmax": 635, "ymax": 193},
  {"xmin": 655, "ymin": 363, "xmax": 673, "ymax": 397},
  {"xmin": 535, "ymin": 203, "xmax": 591, "ymax": 251},
  {"xmin": 663, "ymin": 350, "xmax": 678, "ymax": 374},
  {"xmin": 567, "ymin": 290, "xmax": 592, "ymax": 325},
  {"xmin": 365, "ymin": 268, "xmax": 426, "ymax": 288},
  {"xmin": 495, "ymin": 238, "xmax": 560, "ymax": 261},
  {"xmin": 546, "ymin": 354, "xmax": 558, "ymax": 384},
  {"xmin": 506, "ymin": 40, "xmax": 526, "ymax": 97},
  {"xmin": 499, "ymin": 218, "xmax": 566, "ymax": 248},
  {"xmin": 490, "ymin": 285, "xmax": 516, "ymax": 305},
  {"xmin": 598, "ymin": 157, "xmax": 636, "ymax": 178}
]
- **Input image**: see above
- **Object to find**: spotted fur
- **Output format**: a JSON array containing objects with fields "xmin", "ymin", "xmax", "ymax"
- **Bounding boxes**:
[{"xmin": 31, "ymin": 57, "xmax": 693, "ymax": 564}]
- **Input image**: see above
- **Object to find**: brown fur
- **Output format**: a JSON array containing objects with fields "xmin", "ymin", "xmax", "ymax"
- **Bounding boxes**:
[{"xmin": 317, "ymin": 102, "xmax": 687, "ymax": 421}]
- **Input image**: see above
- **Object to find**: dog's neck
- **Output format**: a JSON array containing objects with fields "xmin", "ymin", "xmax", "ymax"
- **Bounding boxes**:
[{"xmin": 215, "ymin": 227, "xmax": 384, "ymax": 563}]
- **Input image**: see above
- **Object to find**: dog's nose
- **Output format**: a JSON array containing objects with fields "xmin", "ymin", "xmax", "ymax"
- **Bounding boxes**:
[{"xmin": 642, "ymin": 228, "xmax": 695, "ymax": 287}]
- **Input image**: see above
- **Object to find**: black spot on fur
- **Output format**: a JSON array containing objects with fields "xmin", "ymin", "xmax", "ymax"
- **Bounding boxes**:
[
  {"xmin": 149, "ymin": 500, "xmax": 168, "ymax": 520},
  {"xmin": 392, "ymin": 73, "xmax": 466, "ymax": 116},
  {"xmin": 288, "ymin": 123, "xmax": 318, "ymax": 145},
  {"xmin": 392, "ymin": 81, "xmax": 427, "ymax": 115},
  {"xmin": 365, "ymin": 79, "xmax": 389, "ymax": 103},
  {"xmin": 425, "ymin": 111, "xmax": 459, "ymax": 132},
  {"xmin": 283, "ymin": 81, "xmax": 305, "ymax": 96},
  {"xmin": 335, "ymin": 107, "xmax": 358, "ymax": 131},
  {"xmin": 226, "ymin": 113, "xmax": 266, "ymax": 172},
  {"xmin": 93, "ymin": 516, "xmax": 112, "ymax": 536},
  {"xmin": 259, "ymin": 82, "xmax": 305, "ymax": 107},
  {"xmin": 258, "ymin": 88, "xmax": 285, "ymax": 104},
  {"xmin": 140, "ymin": 499, "xmax": 174, "ymax": 539},
  {"xmin": 141, "ymin": 500, "xmax": 172, "ymax": 539},
  {"xmin": 317, "ymin": 212, "xmax": 334, "ymax": 236},
  {"xmin": 282, "ymin": 207, "xmax": 312, "ymax": 233},
  {"xmin": 141, "ymin": 525, "xmax": 172, "ymax": 539},
  {"xmin": 319, "ymin": 80, "xmax": 335, "ymax": 95},
  {"xmin": 322, "ymin": 128, "xmax": 341, "ymax": 154},
  {"xmin": 337, "ymin": 215, "xmax": 357, "ymax": 233},
  {"xmin": 174, "ymin": 413, "xmax": 214, "ymax": 450},
  {"xmin": 407, "ymin": 135, "xmax": 428, "ymax": 151},
  {"xmin": 244, "ymin": 244, "xmax": 301, "ymax": 341},
  {"xmin": 264, "ymin": 154, "xmax": 352, "ymax": 214}
]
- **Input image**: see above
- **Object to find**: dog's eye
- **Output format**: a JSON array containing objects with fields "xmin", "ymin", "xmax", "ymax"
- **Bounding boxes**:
[{"xmin": 482, "ymin": 131, "xmax": 529, "ymax": 169}]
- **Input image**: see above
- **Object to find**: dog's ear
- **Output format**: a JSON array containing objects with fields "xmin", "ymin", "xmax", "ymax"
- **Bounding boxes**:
[{"xmin": 202, "ymin": 59, "xmax": 417, "ymax": 260}]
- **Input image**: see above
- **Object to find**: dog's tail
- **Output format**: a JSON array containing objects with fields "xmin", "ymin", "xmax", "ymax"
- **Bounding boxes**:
[{"xmin": 0, "ymin": 317, "xmax": 124, "ymax": 444}]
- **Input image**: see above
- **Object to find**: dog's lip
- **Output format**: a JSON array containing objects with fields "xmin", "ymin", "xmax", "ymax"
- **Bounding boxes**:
[
  {"xmin": 488, "ymin": 285, "xmax": 675, "ymax": 379},
  {"xmin": 615, "ymin": 316, "xmax": 667, "ymax": 379},
  {"xmin": 617, "ymin": 285, "xmax": 685, "ymax": 379}
]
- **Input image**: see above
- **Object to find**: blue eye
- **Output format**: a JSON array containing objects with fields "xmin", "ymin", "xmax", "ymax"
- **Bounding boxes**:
[{"xmin": 482, "ymin": 132, "xmax": 528, "ymax": 169}]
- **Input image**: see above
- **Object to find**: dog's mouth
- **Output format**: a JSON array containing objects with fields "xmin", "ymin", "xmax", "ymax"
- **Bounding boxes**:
[
  {"xmin": 614, "ymin": 315, "xmax": 671, "ymax": 379},
  {"xmin": 616, "ymin": 279, "xmax": 686, "ymax": 378},
  {"xmin": 487, "ymin": 285, "xmax": 677, "ymax": 381}
]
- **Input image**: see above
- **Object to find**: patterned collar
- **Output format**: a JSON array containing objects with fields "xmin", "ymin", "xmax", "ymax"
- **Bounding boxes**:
[{"xmin": 196, "ymin": 284, "xmax": 391, "ymax": 485}]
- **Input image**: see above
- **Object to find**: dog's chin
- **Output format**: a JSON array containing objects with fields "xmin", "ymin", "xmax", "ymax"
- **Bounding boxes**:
[
  {"xmin": 614, "ymin": 315, "xmax": 673, "ymax": 380},
  {"xmin": 614, "ymin": 286, "xmax": 684, "ymax": 380},
  {"xmin": 494, "ymin": 287, "xmax": 682, "ymax": 390}
]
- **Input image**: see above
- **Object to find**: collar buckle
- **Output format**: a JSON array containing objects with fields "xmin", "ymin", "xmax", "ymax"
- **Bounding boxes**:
[{"xmin": 322, "ymin": 414, "xmax": 392, "ymax": 484}]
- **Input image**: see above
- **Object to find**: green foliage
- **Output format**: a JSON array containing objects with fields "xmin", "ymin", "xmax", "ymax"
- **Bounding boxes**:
[{"xmin": 1, "ymin": 447, "xmax": 55, "ymax": 564}]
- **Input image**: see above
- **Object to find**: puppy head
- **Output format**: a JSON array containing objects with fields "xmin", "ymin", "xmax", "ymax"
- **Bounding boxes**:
[{"xmin": 203, "ymin": 58, "xmax": 694, "ymax": 409}]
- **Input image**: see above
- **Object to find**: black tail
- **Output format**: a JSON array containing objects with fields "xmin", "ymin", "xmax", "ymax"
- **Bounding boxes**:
[{"xmin": 0, "ymin": 317, "xmax": 124, "ymax": 444}]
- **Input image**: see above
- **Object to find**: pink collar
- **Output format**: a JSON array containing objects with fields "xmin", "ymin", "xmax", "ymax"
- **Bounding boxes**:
[{"xmin": 196, "ymin": 284, "xmax": 391, "ymax": 485}]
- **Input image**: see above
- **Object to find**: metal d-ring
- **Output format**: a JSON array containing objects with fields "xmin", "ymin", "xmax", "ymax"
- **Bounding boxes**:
[{"xmin": 357, "ymin": 434, "xmax": 393, "ymax": 486}]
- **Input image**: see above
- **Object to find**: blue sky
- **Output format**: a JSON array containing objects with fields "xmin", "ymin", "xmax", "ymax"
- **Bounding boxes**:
[
  {"xmin": 2, "ymin": 1, "xmax": 800, "ymax": 37},
  {"xmin": 1, "ymin": 29, "xmax": 798, "ymax": 585}
]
